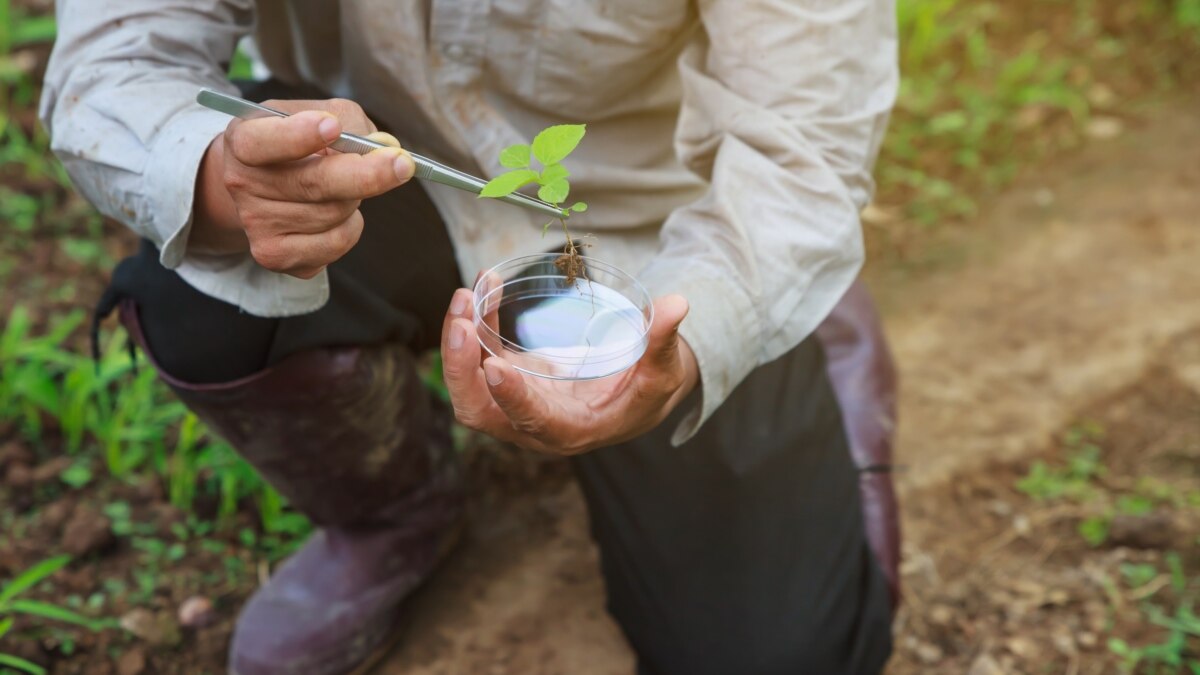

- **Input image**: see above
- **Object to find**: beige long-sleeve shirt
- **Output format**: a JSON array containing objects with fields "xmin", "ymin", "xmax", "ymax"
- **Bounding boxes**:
[{"xmin": 40, "ymin": 0, "xmax": 897, "ymax": 444}]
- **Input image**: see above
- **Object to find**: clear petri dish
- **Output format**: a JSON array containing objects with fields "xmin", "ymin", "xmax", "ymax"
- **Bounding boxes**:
[{"xmin": 473, "ymin": 254, "xmax": 653, "ymax": 380}]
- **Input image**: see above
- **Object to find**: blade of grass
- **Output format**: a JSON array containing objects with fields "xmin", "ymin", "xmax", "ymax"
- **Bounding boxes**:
[
  {"xmin": 0, "ymin": 652, "xmax": 47, "ymax": 675},
  {"xmin": 7, "ymin": 599, "xmax": 102, "ymax": 630},
  {"xmin": 0, "ymin": 556, "xmax": 70, "ymax": 604}
]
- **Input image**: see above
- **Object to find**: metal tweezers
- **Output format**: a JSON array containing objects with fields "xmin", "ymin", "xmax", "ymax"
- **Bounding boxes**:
[{"xmin": 196, "ymin": 88, "xmax": 568, "ymax": 220}]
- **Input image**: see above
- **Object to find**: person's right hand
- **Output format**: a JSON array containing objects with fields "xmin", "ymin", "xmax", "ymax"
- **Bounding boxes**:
[{"xmin": 189, "ymin": 98, "xmax": 414, "ymax": 279}]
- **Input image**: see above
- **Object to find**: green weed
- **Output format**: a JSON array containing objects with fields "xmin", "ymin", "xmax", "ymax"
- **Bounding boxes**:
[
  {"xmin": 0, "ymin": 305, "xmax": 310, "ymax": 539},
  {"xmin": 0, "ymin": 556, "xmax": 109, "ymax": 675}
]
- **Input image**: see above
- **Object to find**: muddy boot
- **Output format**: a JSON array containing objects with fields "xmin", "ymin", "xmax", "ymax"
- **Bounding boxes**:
[
  {"xmin": 118, "ymin": 301, "xmax": 463, "ymax": 675},
  {"xmin": 816, "ymin": 281, "xmax": 902, "ymax": 613}
]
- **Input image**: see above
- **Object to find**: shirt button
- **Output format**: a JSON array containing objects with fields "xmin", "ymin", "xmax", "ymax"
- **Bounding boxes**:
[{"xmin": 444, "ymin": 43, "xmax": 466, "ymax": 60}]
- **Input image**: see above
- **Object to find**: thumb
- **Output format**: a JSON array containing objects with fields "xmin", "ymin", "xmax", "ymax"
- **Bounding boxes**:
[{"xmin": 642, "ymin": 294, "xmax": 689, "ymax": 374}]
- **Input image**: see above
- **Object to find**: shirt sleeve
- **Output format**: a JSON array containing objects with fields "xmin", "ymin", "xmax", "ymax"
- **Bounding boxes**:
[
  {"xmin": 637, "ymin": 0, "xmax": 898, "ymax": 445},
  {"xmin": 39, "ymin": 0, "xmax": 331, "ymax": 317}
]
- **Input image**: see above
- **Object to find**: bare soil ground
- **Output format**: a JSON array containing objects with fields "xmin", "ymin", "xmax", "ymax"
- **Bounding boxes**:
[{"xmin": 372, "ymin": 95, "xmax": 1200, "ymax": 674}]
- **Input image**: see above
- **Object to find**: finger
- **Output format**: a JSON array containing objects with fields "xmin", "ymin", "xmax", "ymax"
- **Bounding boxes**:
[
  {"xmin": 226, "ymin": 111, "xmax": 341, "ymax": 166},
  {"xmin": 263, "ymin": 99, "xmax": 377, "ymax": 136},
  {"xmin": 442, "ymin": 288, "xmax": 475, "ymax": 347},
  {"xmin": 482, "ymin": 357, "xmax": 555, "ymax": 440},
  {"xmin": 441, "ymin": 316, "xmax": 508, "ymax": 432},
  {"xmin": 272, "ymin": 148, "xmax": 415, "ymax": 202},
  {"xmin": 237, "ymin": 194, "xmax": 360, "ymax": 235},
  {"xmin": 640, "ymin": 294, "xmax": 690, "ymax": 376},
  {"xmin": 364, "ymin": 131, "xmax": 402, "ymax": 148},
  {"xmin": 249, "ymin": 210, "xmax": 364, "ymax": 277}
]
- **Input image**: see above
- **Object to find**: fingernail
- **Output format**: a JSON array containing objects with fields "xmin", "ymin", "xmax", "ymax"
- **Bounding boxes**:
[
  {"xmin": 449, "ymin": 323, "xmax": 465, "ymax": 350},
  {"xmin": 484, "ymin": 361, "xmax": 504, "ymax": 386},
  {"xmin": 394, "ymin": 153, "xmax": 415, "ymax": 181},
  {"xmin": 318, "ymin": 116, "xmax": 340, "ymax": 143},
  {"xmin": 450, "ymin": 292, "xmax": 468, "ymax": 316}
]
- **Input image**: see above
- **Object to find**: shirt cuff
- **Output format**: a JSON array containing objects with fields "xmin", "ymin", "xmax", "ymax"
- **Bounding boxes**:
[
  {"xmin": 142, "ymin": 102, "xmax": 331, "ymax": 317},
  {"xmin": 638, "ymin": 267, "xmax": 760, "ymax": 446},
  {"xmin": 143, "ymin": 105, "xmax": 231, "ymax": 269}
]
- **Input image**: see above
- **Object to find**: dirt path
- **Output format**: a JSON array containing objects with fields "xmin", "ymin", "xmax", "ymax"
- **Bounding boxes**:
[{"xmin": 375, "ymin": 96, "xmax": 1200, "ymax": 674}]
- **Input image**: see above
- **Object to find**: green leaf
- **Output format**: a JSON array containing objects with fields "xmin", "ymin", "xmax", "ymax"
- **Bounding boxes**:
[
  {"xmin": 0, "ymin": 556, "xmax": 71, "ymax": 605},
  {"xmin": 570, "ymin": 202, "xmax": 588, "ymax": 213},
  {"xmin": 531, "ymin": 124, "xmax": 586, "ymax": 166},
  {"xmin": 9, "ymin": 599, "xmax": 101, "ymax": 630},
  {"xmin": 0, "ymin": 652, "xmax": 47, "ymax": 675},
  {"xmin": 0, "ymin": 616, "xmax": 13, "ymax": 639},
  {"xmin": 479, "ymin": 170, "xmax": 539, "ymax": 199},
  {"xmin": 1077, "ymin": 516, "xmax": 1109, "ymax": 547},
  {"xmin": 540, "ymin": 163, "xmax": 570, "ymax": 184},
  {"xmin": 12, "ymin": 16, "xmax": 57, "ymax": 46},
  {"xmin": 538, "ymin": 178, "xmax": 570, "ymax": 205},
  {"xmin": 60, "ymin": 462, "xmax": 93, "ymax": 489},
  {"xmin": 499, "ymin": 144, "xmax": 531, "ymax": 168}
]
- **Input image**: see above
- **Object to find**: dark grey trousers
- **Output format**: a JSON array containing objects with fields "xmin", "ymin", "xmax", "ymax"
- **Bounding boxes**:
[{"xmin": 99, "ymin": 82, "xmax": 893, "ymax": 675}]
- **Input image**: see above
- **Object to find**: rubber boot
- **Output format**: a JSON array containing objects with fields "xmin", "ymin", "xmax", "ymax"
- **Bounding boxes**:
[
  {"xmin": 118, "ymin": 300, "xmax": 463, "ymax": 675},
  {"xmin": 815, "ymin": 280, "xmax": 902, "ymax": 613}
]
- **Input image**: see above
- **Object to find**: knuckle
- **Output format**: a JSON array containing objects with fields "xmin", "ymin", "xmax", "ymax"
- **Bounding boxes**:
[
  {"xmin": 329, "ymin": 98, "xmax": 370, "ymax": 129},
  {"xmin": 290, "ymin": 168, "xmax": 324, "ymax": 202},
  {"xmin": 249, "ymin": 240, "xmax": 290, "ymax": 272},
  {"xmin": 335, "ymin": 221, "xmax": 363, "ymax": 255},
  {"xmin": 222, "ymin": 167, "xmax": 251, "ymax": 194},
  {"xmin": 237, "ymin": 207, "xmax": 269, "ymax": 233},
  {"xmin": 327, "ymin": 224, "xmax": 351, "ymax": 252},
  {"xmin": 452, "ymin": 406, "xmax": 480, "ymax": 430},
  {"xmin": 512, "ymin": 415, "xmax": 548, "ymax": 437}
]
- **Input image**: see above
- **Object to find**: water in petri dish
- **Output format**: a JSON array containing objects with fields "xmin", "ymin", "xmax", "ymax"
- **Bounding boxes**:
[{"xmin": 496, "ymin": 280, "xmax": 646, "ymax": 379}]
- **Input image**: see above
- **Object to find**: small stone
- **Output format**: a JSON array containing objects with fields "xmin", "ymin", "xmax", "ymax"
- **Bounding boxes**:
[
  {"xmin": 967, "ymin": 653, "xmax": 1004, "ymax": 675},
  {"xmin": 915, "ymin": 641, "xmax": 944, "ymax": 664},
  {"xmin": 1006, "ymin": 636, "xmax": 1039, "ymax": 660},
  {"xmin": 1077, "ymin": 631, "xmax": 1098, "ymax": 649},
  {"xmin": 1052, "ymin": 630, "xmax": 1076, "ymax": 656},
  {"xmin": 120, "ymin": 609, "xmax": 182, "ymax": 648},
  {"xmin": 178, "ymin": 596, "xmax": 216, "ymax": 629},
  {"xmin": 61, "ymin": 508, "xmax": 114, "ymax": 557},
  {"xmin": 31, "ymin": 456, "xmax": 74, "ymax": 484},
  {"xmin": 0, "ymin": 441, "xmax": 34, "ymax": 470},
  {"xmin": 1085, "ymin": 116, "xmax": 1124, "ymax": 140},
  {"xmin": 988, "ymin": 500, "xmax": 1013, "ymax": 517},
  {"xmin": 1047, "ymin": 589, "xmax": 1070, "ymax": 605},
  {"xmin": 1108, "ymin": 512, "xmax": 1174, "ymax": 549},
  {"xmin": 1086, "ymin": 83, "xmax": 1116, "ymax": 108},
  {"xmin": 1012, "ymin": 514, "xmax": 1032, "ymax": 537},
  {"xmin": 115, "ymin": 647, "xmax": 146, "ymax": 675},
  {"xmin": 929, "ymin": 603, "xmax": 956, "ymax": 626}
]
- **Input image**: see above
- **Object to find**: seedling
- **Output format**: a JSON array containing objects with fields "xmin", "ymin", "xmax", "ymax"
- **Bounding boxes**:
[
  {"xmin": 0, "ymin": 556, "xmax": 109, "ymax": 675},
  {"xmin": 480, "ymin": 124, "xmax": 590, "ymax": 283}
]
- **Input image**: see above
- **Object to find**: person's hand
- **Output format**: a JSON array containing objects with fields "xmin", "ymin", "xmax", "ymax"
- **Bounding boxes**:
[
  {"xmin": 189, "ymin": 98, "xmax": 414, "ymax": 279},
  {"xmin": 439, "ymin": 288, "xmax": 699, "ymax": 455}
]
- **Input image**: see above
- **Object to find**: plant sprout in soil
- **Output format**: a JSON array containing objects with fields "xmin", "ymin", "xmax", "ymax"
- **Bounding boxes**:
[{"xmin": 479, "ymin": 124, "xmax": 590, "ymax": 283}]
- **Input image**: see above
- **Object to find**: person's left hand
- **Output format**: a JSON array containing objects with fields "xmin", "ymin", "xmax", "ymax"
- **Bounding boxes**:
[{"xmin": 439, "ymin": 287, "xmax": 698, "ymax": 455}]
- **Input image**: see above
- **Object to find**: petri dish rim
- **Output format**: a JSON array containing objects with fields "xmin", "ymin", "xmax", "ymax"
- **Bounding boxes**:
[{"xmin": 471, "ymin": 253, "xmax": 654, "ymax": 380}]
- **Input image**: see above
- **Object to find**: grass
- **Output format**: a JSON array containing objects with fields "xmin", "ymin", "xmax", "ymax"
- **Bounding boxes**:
[
  {"xmin": 0, "ymin": 556, "xmax": 109, "ymax": 675},
  {"xmin": 1, "ymin": 305, "xmax": 308, "ymax": 536},
  {"xmin": 1013, "ymin": 423, "xmax": 1200, "ymax": 674},
  {"xmin": 876, "ymin": 0, "xmax": 1200, "ymax": 246}
]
